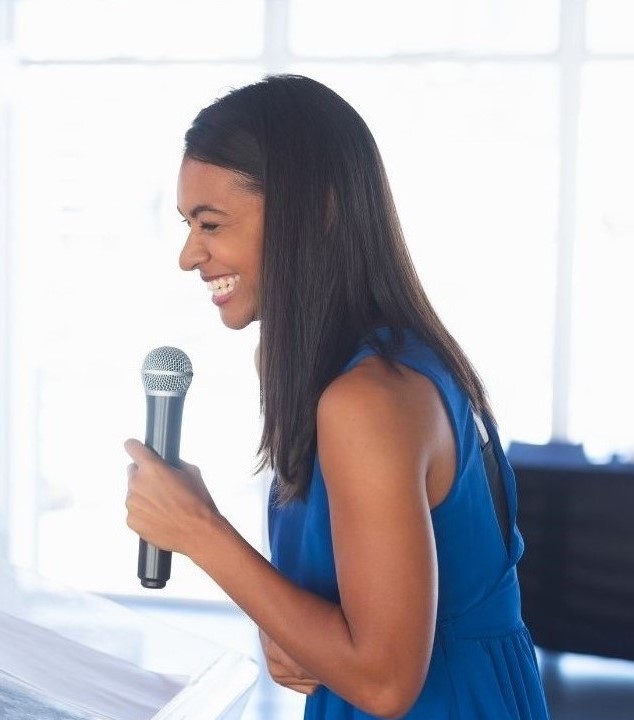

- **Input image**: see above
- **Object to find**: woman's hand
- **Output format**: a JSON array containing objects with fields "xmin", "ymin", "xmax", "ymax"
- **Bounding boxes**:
[
  {"xmin": 259, "ymin": 629, "xmax": 320, "ymax": 696},
  {"xmin": 124, "ymin": 438, "xmax": 218, "ymax": 557}
]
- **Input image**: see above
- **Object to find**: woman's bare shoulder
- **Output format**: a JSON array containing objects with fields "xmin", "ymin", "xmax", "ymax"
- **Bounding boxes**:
[
  {"xmin": 317, "ymin": 354, "xmax": 456, "ymax": 505},
  {"xmin": 318, "ymin": 354, "xmax": 446, "ymax": 433}
]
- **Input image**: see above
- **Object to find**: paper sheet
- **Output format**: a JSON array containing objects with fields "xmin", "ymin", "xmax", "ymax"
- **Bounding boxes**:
[
  {"xmin": 0, "ymin": 670, "xmax": 105, "ymax": 720},
  {"xmin": 0, "ymin": 610, "xmax": 186, "ymax": 720}
]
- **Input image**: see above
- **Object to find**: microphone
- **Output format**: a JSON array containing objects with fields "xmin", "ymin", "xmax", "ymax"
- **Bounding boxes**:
[{"xmin": 137, "ymin": 346, "xmax": 193, "ymax": 589}]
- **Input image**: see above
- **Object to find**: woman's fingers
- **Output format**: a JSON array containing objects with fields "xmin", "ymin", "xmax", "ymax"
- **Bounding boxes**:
[
  {"xmin": 124, "ymin": 439, "xmax": 216, "ymax": 555},
  {"xmin": 259, "ymin": 630, "xmax": 320, "ymax": 695},
  {"xmin": 124, "ymin": 438, "xmax": 157, "ymax": 464}
]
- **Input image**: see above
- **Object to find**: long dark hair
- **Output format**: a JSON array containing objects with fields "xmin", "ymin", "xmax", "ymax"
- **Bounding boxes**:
[{"xmin": 184, "ymin": 74, "xmax": 492, "ymax": 503}]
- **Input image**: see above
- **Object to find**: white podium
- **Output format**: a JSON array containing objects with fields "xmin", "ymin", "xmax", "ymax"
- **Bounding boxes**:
[{"xmin": 0, "ymin": 560, "xmax": 258, "ymax": 719}]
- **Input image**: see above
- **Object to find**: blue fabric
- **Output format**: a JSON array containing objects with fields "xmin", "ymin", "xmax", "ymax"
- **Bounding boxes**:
[{"xmin": 268, "ymin": 329, "xmax": 550, "ymax": 719}]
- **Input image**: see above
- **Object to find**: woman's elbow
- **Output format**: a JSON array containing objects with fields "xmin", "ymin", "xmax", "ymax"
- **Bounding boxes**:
[{"xmin": 354, "ymin": 670, "xmax": 426, "ymax": 719}]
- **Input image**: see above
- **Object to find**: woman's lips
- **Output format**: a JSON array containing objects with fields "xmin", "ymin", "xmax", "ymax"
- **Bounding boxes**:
[{"xmin": 203, "ymin": 274, "xmax": 240, "ymax": 305}]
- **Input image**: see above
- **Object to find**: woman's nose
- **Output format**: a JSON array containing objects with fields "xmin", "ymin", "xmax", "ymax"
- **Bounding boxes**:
[{"xmin": 179, "ymin": 232, "xmax": 210, "ymax": 271}]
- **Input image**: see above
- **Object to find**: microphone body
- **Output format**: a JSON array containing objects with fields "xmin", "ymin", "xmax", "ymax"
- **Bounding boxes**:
[{"xmin": 137, "ymin": 346, "xmax": 193, "ymax": 589}]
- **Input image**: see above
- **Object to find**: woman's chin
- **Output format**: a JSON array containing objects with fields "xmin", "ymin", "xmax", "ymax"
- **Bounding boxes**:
[{"xmin": 219, "ymin": 310, "xmax": 255, "ymax": 331}]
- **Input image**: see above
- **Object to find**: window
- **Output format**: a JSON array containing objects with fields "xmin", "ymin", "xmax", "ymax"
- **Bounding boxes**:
[
  {"xmin": 1, "ymin": 0, "xmax": 632, "ymax": 599},
  {"xmin": 6, "ymin": 0, "xmax": 268, "ymax": 599},
  {"xmin": 571, "ymin": 60, "xmax": 634, "ymax": 458}
]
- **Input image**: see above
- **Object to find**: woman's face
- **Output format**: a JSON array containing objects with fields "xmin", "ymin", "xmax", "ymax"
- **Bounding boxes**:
[{"xmin": 177, "ymin": 157, "xmax": 264, "ymax": 330}]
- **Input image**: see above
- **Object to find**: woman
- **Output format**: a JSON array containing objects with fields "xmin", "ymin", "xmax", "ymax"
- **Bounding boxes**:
[{"xmin": 125, "ymin": 74, "xmax": 550, "ymax": 719}]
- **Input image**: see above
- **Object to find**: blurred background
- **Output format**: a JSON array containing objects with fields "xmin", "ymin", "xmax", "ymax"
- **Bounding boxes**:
[{"xmin": 0, "ymin": 1, "xmax": 633, "ymax": 718}]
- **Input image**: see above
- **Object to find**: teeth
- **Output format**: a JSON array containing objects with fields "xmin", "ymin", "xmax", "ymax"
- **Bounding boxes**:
[{"xmin": 207, "ymin": 275, "xmax": 239, "ymax": 297}]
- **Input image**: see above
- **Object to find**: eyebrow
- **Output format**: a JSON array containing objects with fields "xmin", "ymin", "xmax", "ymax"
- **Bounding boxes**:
[{"xmin": 177, "ymin": 204, "xmax": 227, "ymax": 218}]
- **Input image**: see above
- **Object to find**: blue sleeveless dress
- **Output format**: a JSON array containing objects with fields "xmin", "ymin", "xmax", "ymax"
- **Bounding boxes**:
[{"xmin": 268, "ymin": 329, "xmax": 550, "ymax": 719}]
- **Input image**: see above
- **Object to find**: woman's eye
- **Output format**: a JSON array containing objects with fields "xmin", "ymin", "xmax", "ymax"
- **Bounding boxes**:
[{"xmin": 180, "ymin": 218, "xmax": 217, "ymax": 231}]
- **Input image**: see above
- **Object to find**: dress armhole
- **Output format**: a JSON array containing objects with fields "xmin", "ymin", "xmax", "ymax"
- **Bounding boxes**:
[{"xmin": 474, "ymin": 409, "xmax": 511, "ymax": 552}]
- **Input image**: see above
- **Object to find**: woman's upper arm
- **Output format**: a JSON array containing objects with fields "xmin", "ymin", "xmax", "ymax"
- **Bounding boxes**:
[{"xmin": 316, "ymin": 359, "xmax": 444, "ymax": 704}]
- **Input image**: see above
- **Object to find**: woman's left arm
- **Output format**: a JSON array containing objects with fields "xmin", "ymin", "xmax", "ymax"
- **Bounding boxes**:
[{"xmin": 308, "ymin": 360, "xmax": 440, "ymax": 713}]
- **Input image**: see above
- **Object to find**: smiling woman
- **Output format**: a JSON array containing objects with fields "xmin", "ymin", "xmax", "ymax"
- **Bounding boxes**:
[{"xmin": 124, "ymin": 74, "xmax": 551, "ymax": 720}]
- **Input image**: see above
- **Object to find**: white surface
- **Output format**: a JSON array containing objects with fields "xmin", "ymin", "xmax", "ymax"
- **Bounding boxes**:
[
  {"xmin": 0, "ymin": 562, "xmax": 258, "ymax": 720},
  {"xmin": 0, "ymin": 610, "xmax": 184, "ymax": 719}
]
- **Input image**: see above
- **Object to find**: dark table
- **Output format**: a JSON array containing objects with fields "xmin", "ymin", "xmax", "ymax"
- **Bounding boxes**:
[{"xmin": 509, "ymin": 442, "xmax": 634, "ymax": 662}]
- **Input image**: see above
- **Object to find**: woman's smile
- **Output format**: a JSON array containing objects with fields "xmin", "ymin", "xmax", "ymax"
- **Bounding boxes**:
[{"xmin": 205, "ymin": 273, "xmax": 241, "ymax": 305}]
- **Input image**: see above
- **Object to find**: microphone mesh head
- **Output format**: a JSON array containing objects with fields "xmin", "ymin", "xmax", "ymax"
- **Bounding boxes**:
[{"xmin": 141, "ymin": 346, "xmax": 193, "ymax": 396}]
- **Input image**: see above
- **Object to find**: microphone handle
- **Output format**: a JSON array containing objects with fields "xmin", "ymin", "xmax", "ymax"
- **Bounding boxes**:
[{"xmin": 138, "ymin": 394, "xmax": 185, "ymax": 589}]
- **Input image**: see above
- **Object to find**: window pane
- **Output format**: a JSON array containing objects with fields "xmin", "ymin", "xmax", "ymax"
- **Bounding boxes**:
[
  {"xmin": 15, "ymin": 0, "xmax": 264, "ymax": 60},
  {"xmin": 290, "ymin": 0, "xmax": 559, "ymax": 57},
  {"xmin": 571, "ymin": 62, "xmax": 634, "ymax": 461},
  {"xmin": 586, "ymin": 0, "xmax": 634, "ymax": 53},
  {"xmin": 294, "ymin": 63, "xmax": 559, "ymax": 444},
  {"xmin": 10, "ymin": 64, "xmax": 267, "ymax": 597}
]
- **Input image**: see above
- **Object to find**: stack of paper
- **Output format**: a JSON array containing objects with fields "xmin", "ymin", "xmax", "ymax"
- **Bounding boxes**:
[
  {"xmin": 0, "ymin": 671, "xmax": 105, "ymax": 720},
  {"xmin": 0, "ymin": 610, "xmax": 185, "ymax": 719},
  {"xmin": 0, "ymin": 609, "xmax": 258, "ymax": 720}
]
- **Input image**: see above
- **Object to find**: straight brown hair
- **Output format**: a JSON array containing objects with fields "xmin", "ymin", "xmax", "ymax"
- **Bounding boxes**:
[{"xmin": 184, "ymin": 74, "xmax": 492, "ymax": 503}]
